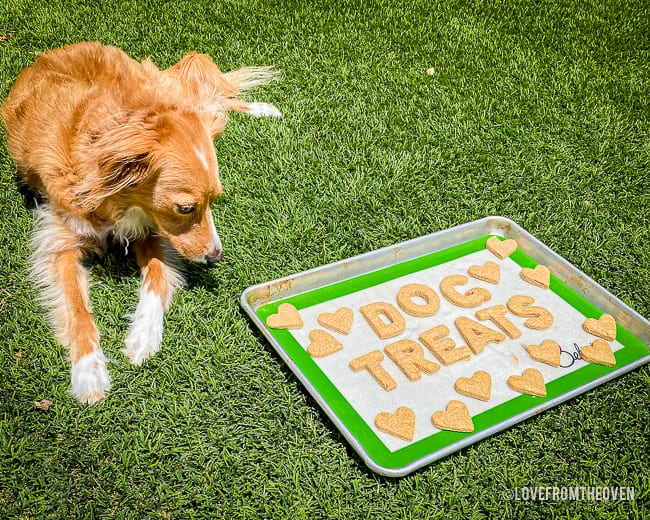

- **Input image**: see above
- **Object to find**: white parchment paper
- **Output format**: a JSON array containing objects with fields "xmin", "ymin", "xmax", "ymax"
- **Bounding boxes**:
[{"xmin": 288, "ymin": 249, "xmax": 623, "ymax": 452}]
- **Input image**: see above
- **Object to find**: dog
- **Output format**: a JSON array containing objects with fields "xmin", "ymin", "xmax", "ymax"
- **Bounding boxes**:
[{"xmin": 2, "ymin": 42, "xmax": 281, "ymax": 404}]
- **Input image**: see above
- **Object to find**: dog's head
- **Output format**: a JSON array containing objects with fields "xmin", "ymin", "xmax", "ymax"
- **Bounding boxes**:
[{"xmin": 78, "ymin": 108, "xmax": 227, "ymax": 264}]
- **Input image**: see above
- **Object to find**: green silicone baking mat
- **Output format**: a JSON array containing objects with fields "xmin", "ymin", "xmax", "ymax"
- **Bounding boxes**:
[{"xmin": 241, "ymin": 217, "xmax": 650, "ymax": 476}]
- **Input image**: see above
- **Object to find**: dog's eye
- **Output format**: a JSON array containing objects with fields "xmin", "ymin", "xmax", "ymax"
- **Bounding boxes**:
[{"xmin": 175, "ymin": 204, "xmax": 196, "ymax": 215}]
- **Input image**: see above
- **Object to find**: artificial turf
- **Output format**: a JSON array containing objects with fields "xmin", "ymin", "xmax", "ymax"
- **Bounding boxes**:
[{"xmin": 1, "ymin": 0, "xmax": 649, "ymax": 518}]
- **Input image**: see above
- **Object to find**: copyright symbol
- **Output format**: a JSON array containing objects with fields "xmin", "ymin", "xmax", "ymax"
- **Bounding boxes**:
[{"xmin": 501, "ymin": 489, "xmax": 514, "ymax": 501}]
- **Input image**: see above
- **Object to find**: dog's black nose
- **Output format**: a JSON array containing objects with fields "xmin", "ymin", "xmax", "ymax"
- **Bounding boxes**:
[{"xmin": 205, "ymin": 249, "xmax": 223, "ymax": 266}]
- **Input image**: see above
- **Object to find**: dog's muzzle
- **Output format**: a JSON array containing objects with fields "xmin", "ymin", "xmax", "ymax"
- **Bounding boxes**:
[{"xmin": 205, "ymin": 248, "xmax": 223, "ymax": 266}]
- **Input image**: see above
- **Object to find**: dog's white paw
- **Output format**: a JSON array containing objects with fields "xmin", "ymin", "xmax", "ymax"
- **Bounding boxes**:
[
  {"xmin": 248, "ymin": 102, "xmax": 282, "ymax": 118},
  {"xmin": 71, "ymin": 349, "xmax": 111, "ymax": 405},
  {"xmin": 123, "ymin": 290, "xmax": 164, "ymax": 365}
]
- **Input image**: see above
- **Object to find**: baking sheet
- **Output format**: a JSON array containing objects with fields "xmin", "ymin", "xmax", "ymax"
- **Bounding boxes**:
[{"xmin": 241, "ymin": 216, "xmax": 650, "ymax": 476}]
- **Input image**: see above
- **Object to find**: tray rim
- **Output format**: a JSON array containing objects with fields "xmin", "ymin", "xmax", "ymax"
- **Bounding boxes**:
[{"xmin": 240, "ymin": 216, "xmax": 650, "ymax": 477}]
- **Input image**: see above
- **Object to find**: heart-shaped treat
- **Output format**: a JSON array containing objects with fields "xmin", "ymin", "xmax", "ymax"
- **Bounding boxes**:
[
  {"xmin": 454, "ymin": 371, "xmax": 492, "ymax": 401},
  {"xmin": 582, "ymin": 314, "xmax": 616, "ymax": 341},
  {"xmin": 507, "ymin": 368, "xmax": 546, "ymax": 397},
  {"xmin": 468, "ymin": 261, "xmax": 500, "ymax": 284},
  {"xmin": 431, "ymin": 400, "xmax": 474, "ymax": 432},
  {"xmin": 306, "ymin": 329, "xmax": 343, "ymax": 358},
  {"xmin": 520, "ymin": 265, "xmax": 550, "ymax": 289},
  {"xmin": 266, "ymin": 303, "xmax": 303, "ymax": 329},
  {"xmin": 526, "ymin": 339, "xmax": 561, "ymax": 367},
  {"xmin": 580, "ymin": 339, "xmax": 616, "ymax": 367},
  {"xmin": 486, "ymin": 236, "xmax": 518, "ymax": 259},
  {"xmin": 375, "ymin": 406, "xmax": 416, "ymax": 441},
  {"xmin": 317, "ymin": 307, "xmax": 354, "ymax": 334}
]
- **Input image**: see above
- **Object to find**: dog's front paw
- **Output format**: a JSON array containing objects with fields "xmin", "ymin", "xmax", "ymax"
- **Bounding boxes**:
[
  {"xmin": 123, "ymin": 326, "xmax": 161, "ymax": 365},
  {"xmin": 123, "ymin": 291, "xmax": 164, "ymax": 365},
  {"xmin": 70, "ymin": 349, "xmax": 111, "ymax": 405},
  {"xmin": 248, "ymin": 102, "xmax": 282, "ymax": 118}
]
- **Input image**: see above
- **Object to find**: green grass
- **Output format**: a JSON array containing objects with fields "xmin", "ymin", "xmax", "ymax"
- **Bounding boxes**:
[{"xmin": 1, "ymin": 0, "xmax": 649, "ymax": 518}]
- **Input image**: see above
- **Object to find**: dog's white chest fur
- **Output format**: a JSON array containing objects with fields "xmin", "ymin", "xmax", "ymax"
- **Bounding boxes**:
[
  {"xmin": 113, "ymin": 208, "xmax": 154, "ymax": 242},
  {"xmin": 59, "ymin": 206, "xmax": 153, "ymax": 246}
]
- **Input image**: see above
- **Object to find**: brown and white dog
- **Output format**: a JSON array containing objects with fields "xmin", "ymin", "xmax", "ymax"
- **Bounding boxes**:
[{"xmin": 2, "ymin": 42, "xmax": 281, "ymax": 404}]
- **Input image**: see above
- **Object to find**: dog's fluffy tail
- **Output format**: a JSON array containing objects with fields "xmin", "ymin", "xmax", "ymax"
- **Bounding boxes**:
[
  {"xmin": 167, "ymin": 52, "xmax": 279, "ymax": 99},
  {"xmin": 225, "ymin": 66, "xmax": 280, "ymax": 94}
]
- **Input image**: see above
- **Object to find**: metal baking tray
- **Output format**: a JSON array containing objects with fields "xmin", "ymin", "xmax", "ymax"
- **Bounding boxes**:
[{"xmin": 240, "ymin": 216, "xmax": 650, "ymax": 477}]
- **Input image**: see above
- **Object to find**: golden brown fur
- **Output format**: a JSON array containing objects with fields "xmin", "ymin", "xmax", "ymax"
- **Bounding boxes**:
[{"xmin": 1, "ymin": 42, "xmax": 281, "ymax": 403}]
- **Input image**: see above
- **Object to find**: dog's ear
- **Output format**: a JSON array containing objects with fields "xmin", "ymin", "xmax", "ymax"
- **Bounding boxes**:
[{"xmin": 73, "ymin": 111, "xmax": 160, "ymax": 212}]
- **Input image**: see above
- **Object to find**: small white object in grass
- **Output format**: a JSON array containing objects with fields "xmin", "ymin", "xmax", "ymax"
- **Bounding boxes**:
[{"xmin": 426, "ymin": 67, "xmax": 435, "ymax": 76}]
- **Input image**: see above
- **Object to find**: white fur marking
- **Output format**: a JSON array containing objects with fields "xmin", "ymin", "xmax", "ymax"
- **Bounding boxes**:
[
  {"xmin": 123, "ymin": 287, "xmax": 165, "ymax": 365},
  {"xmin": 62, "ymin": 213, "xmax": 99, "ymax": 238},
  {"xmin": 206, "ymin": 208, "xmax": 222, "ymax": 254},
  {"xmin": 248, "ymin": 102, "xmax": 282, "ymax": 118},
  {"xmin": 70, "ymin": 349, "xmax": 111, "ymax": 405},
  {"xmin": 114, "ymin": 207, "xmax": 153, "ymax": 242},
  {"xmin": 195, "ymin": 146, "xmax": 209, "ymax": 171}
]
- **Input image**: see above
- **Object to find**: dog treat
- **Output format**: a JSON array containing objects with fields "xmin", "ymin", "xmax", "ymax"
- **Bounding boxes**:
[
  {"xmin": 34, "ymin": 399, "xmax": 52, "ymax": 411},
  {"xmin": 396, "ymin": 283, "xmax": 440, "ymax": 317},
  {"xmin": 266, "ymin": 303, "xmax": 303, "ymax": 329},
  {"xmin": 526, "ymin": 340, "xmax": 561, "ymax": 367},
  {"xmin": 454, "ymin": 316, "xmax": 506, "ymax": 355},
  {"xmin": 439, "ymin": 275, "xmax": 492, "ymax": 308},
  {"xmin": 306, "ymin": 329, "xmax": 343, "ymax": 358},
  {"xmin": 360, "ymin": 302, "xmax": 406, "ymax": 339},
  {"xmin": 580, "ymin": 339, "xmax": 616, "ymax": 367},
  {"xmin": 475, "ymin": 305, "xmax": 522, "ymax": 339},
  {"xmin": 507, "ymin": 368, "xmax": 547, "ymax": 397},
  {"xmin": 486, "ymin": 236, "xmax": 518, "ymax": 259},
  {"xmin": 349, "ymin": 350, "xmax": 397, "ymax": 391},
  {"xmin": 384, "ymin": 340, "xmax": 440, "ymax": 381},
  {"xmin": 520, "ymin": 265, "xmax": 551, "ymax": 289},
  {"xmin": 375, "ymin": 406, "xmax": 416, "ymax": 441},
  {"xmin": 431, "ymin": 400, "xmax": 474, "ymax": 432},
  {"xmin": 468, "ymin": 261, "xmax": 500, "ymax": 284},
  {"xmin": 419, "ymin": 324, "xmax": 472, "ymax": 365},
  {"xmin": 454, "ymin": 371, "xmax": 492, "ymax": 401},
  {"xmin": 317, "ymin": 307, "xmax": 354, "ymax": 334},
  {"xmin": 582, "ymin": 314, "xmax": 617, "ymax": 342},
  {"xmin": 507, "ymin": 295, "xmax": 554, "ymax": 330}
]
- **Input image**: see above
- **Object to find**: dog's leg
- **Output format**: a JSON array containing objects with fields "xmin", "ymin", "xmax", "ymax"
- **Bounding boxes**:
[
  {"xmin": 123, "ymin": 236, "xmax": 184, "ymax": 365},
  {"xmin": 30, "ymin": 207, "xmax": 110, "ymax": 404}
]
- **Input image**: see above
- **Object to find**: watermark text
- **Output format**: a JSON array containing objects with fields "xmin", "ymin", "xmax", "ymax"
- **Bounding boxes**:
[{"xmin": 504, "ymin": 486, "xmax": 635, "ymax": 501}]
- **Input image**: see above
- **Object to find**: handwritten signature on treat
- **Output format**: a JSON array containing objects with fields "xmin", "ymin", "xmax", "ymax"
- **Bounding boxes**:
[{"xmin": 559, "ymin": 343, "xmax": 584, "ymax": 368}]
